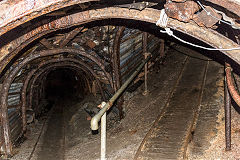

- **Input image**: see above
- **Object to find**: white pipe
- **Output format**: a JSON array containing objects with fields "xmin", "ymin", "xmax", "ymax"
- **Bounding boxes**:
[{"xmin": 100, "ymin": 102, "xmax": 107, "ymax": 160}]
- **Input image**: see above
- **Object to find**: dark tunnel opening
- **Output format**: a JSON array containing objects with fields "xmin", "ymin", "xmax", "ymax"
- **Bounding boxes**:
[{"xmin": 44, "ymin": 68, "xmax": 85, "ymax": 103}]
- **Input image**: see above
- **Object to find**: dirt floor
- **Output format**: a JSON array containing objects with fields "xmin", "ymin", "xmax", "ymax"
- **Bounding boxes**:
[{"xmin": 10, "ymin": 44, "xmax": 240, "ymax": 160}]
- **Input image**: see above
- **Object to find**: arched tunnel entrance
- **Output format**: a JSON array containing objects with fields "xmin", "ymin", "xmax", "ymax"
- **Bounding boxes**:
[{"xmin": 0, "ymin": 0, "xmax": 240, "ymax": 159}]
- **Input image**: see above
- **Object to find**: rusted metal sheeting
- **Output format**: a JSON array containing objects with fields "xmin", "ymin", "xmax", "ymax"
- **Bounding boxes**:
[{"xmin": 193, "ymin": 6, "xmax": 222, "ymax": 28}]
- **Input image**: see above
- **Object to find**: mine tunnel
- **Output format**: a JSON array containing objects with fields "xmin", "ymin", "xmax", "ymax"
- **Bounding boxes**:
[
  {"xmin": 45, "ymin": 68, "xmax": 85, "ymax": 101},
  {"xmin": 0, "ymin": 0, "xmax": 240, "ymax": 160}
]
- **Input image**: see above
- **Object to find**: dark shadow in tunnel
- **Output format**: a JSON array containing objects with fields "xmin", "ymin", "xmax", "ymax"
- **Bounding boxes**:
[{"xmin": 44, "ymin": 68, "xmax": 85, "ymax": 107}]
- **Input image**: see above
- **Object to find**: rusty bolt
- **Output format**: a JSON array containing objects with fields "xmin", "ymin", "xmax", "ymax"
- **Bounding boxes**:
[{"xmin": 86, "ymin": 40, "xmax": 96, "ymax": 49}]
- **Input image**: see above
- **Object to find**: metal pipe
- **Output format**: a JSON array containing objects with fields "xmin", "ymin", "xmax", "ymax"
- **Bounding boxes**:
[
  {"xmin": 224, "ymin": 75, "xmax": 231, "ymax": 151},
  {"xmin": 112, "ymin": 26, "xmax": 125, "ymax": 119},
  {"xmin": 91, "ymin": 55, "xmax": 151, "ymax": 130},
  {"xmin": 225, "ymin": 63, "xmax": 240, "ymax": 107},
  {"xmin": 159, "ymin": 39, "xmax": 165, "ymax": 58},
  {"xmin": 100, "ymin": 102, "xmax": 107, "ymax": 160},
  {"xmin": 224, "ymin": 63, "xmax": 233, "ymax": 151},
  {"xmin": 143, "ymin": 32, "xmax": 149, "ymax": 96}
]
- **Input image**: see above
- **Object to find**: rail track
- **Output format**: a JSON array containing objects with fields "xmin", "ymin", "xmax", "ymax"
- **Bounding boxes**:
[{"xmin": 133, "ymin": 50, "xmax": 224, "ymax": 159}]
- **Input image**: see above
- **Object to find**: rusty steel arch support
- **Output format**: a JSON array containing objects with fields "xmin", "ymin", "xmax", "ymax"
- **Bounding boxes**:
[
  {"xmin": 225, "ymin": 63, "xmax": 240, "ymax": 107},
  {"xmin": 0, "ymin": 0, "xmax": 239, "ymax": 38},
  {"xmin": 21, "ymin": 69, "xmax": 37, "ymax": 133},
  {"xmin": 0, "ymin": 7, "xmax": 240, "ymax": 77},
  {"xmin": 112, "ymin": 26, "xmax": 125, "ymax": 92},
  {"xmin": 224, "ymin": 63, "xmax": 240, "ymax": 150},
  {"xmin": 1, "ymin": 47, "xmax": 112, "ymax": 122},
  {"xmin": 112, "ymin": 26, "xmax": 125, "ymax": 119}
]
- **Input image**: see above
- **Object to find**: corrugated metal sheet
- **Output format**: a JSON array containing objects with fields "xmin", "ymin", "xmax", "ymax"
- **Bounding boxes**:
[
  {"xmin": 0, "ymin": 83, "xmax": 23, "ymax": 154},
  {"xmin": 8, "ymin": 108, "xmax": 22, "ymax": 144},
  {"xmin": 120, "ymin": 29, "xmax": 143, "ymax": 82},
  {"xmin": 9, "ymin": 83, "xmax": 23, "ymax": 93},
  {"xmin": 8, "ymin": 83, "xmax": 23, "ymax": 106},
  {"xmin": 8, "ymin": 94, "xmax": 21, "ymax": 106},
  {"xmin": 0, "ymin": 108, "xmax": 23, "ymax": 154},
  {"xmin": 119, "ymin": 29, "xmax": 160, "ymax": 83}
]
